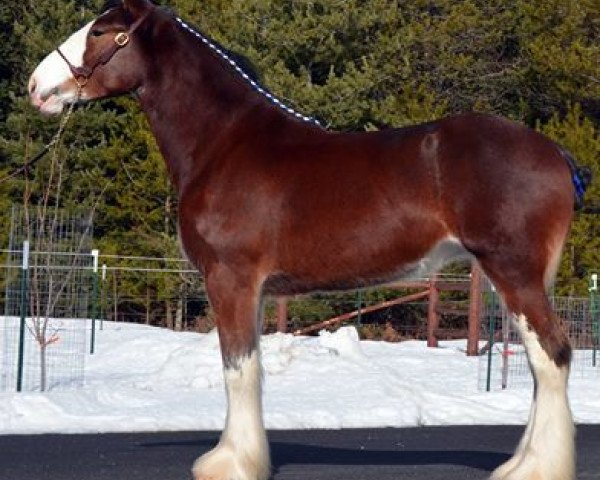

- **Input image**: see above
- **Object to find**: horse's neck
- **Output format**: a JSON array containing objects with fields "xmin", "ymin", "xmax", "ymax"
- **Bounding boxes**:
[{"xmin": 137, "ymin": 22, "xmax": 292, "ymax": 192}]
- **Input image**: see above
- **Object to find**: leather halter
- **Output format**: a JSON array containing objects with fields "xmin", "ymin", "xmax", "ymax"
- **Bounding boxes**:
[{"xmin": 56, "ymin": 6, "xmax": 154, "ymax": 86}]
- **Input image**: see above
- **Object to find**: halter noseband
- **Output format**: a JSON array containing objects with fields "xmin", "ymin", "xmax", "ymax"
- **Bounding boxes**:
[{"xmin": 56, "ymin": 6, "xmax": 154, "ymax": 86}]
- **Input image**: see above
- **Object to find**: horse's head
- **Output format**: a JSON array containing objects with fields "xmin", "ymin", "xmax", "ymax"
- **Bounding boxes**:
[{"xmin": 28, "ymin": 0, "xmax": 155, "ymax": 115}]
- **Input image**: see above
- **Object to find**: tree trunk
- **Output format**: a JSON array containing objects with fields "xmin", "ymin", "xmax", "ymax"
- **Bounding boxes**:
[
  {"xmin": 175, "ymin": 298, "xmax": 183, "ymax": 332},
  {"xmin": 113, "ymin": 271, "xmax": 119, "ymax": 321},
  {"xmin": 165, "ymin": 195, "xmax": 171, "ymax": 236},
  {"xmin": 165, "ymin": 299, "xmax": 173, "ymax": 330},
  {"xmin": 145, "ymin": 288, "xmax": 151, "ymax": 325},
  {"xmin": 40, "ymin": 342, "xmax": 47, "ymax": 392}
]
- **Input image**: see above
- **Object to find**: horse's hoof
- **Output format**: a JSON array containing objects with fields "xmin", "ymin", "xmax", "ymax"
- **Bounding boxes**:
[
  {"xmin": 192, "ymin": 441, "xmax": 270, "ymax": 480},
  {"xmin": 490, "ymin": 455, "xmax": 575, "ymax": 480}
]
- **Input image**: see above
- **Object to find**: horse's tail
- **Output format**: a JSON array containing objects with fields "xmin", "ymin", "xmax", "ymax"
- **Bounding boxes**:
[{"xmin": 557, "ymin": 146, "xmax": 594, "ymax": 212}]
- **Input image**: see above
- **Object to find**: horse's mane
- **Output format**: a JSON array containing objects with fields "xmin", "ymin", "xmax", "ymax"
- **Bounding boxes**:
[
  {"xmin": 100, "ymin": 0, "xmax": 124, "ymax": 14},
  {"xmin": 227, "ymin": 53, "xmax": 261, "ymax": 84},
  {"xmin": 181, "ymin": 24, "xmax": 262, "ymax": 84},
  {"xmin": 97, "ymin": 1, "xmax": 318, "ymax": 124},
  {"xmin": 177, "ymin": 17, "xmax": 319, "ymax": 125},
  {"xmin": 98, "ymin": 1, "xmax": 262, "ymax": 84}
]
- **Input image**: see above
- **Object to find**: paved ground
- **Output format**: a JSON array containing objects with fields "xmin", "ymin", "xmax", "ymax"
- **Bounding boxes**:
[{"xmin": 1, "ymin": 425, "xmax": 599, "ymax": 480}]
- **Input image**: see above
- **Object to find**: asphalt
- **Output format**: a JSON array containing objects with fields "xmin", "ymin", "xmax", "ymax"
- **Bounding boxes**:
[{"xmin": 1, "ymin": 425, "xmax": 599, "ymax": 480}]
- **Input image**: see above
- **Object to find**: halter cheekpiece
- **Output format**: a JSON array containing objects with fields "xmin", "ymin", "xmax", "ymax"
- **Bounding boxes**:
[{"xmin": 56, "ymin": 6, "xmax": 153, "ymax": 86}]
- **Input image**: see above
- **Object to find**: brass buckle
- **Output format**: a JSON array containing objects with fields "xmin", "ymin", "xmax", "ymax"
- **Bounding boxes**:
[
  {"xmin": 114, "ymin": 32, "xmax": 130, "ymax": 47},
  {"xmin": 75, "ymin": 76, "xmax": 88, "ymax": 88}
]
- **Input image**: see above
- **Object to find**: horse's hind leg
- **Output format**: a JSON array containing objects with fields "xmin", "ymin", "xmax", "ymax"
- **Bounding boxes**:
[
  {"xmin": 192, "ymin": 264, "xmax": 270, "ymax": 480},
  {"xmin": 480, "ymin": 264, "xmax": 575, "ymax": 480}
]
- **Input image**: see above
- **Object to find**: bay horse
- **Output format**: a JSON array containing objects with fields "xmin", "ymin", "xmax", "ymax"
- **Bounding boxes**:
[{"xmin": 28, "ymin": 1, "xmax": 591, "ymax": 479}]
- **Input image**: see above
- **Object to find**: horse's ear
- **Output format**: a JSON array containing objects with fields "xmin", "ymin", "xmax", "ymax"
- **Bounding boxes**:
[{"xmin": 122, "ymin": 0, "xmax": 153, "ymax": 17}]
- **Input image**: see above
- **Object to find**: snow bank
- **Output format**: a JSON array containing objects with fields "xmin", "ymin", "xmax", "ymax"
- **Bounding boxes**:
[{"xmin": 1, "ymin": 322, "xmax": 598, "ymax": 434}]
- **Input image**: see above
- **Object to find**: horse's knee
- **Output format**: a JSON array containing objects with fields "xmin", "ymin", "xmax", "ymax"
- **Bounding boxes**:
[{"xmin": 205, "ymin": 264, "xmax": 264, "ymax": 361}]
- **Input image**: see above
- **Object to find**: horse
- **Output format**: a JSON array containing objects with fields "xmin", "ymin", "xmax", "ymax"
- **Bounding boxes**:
[{"xmin": 28, "ymin": 1, "xmax": 591, "ymax": 479}]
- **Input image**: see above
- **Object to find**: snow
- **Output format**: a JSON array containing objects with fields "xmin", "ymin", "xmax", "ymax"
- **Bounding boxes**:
[{"xmin": 1, "ymin": 322, "xmax": 599, "ymax": 435}]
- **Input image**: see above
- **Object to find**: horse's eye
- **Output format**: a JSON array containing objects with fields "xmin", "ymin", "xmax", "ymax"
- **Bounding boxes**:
[{"xmin": 90, "ymin": 29, "xmax": 104, "ymax": 37}]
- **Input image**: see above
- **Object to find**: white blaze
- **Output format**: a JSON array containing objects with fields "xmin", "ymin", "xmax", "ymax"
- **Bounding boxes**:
[{"xmin": 29, "ymin": 21, "xmax": 94, "ymax": 114}]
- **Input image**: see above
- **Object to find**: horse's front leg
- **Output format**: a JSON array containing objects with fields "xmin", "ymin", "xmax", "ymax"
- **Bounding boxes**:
[{"xmin": 193, "ymin": 264, "xmax": 270, "ymax": 480}]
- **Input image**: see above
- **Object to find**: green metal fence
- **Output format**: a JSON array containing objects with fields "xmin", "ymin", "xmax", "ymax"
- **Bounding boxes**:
[
  {"xmin": 591, "ymin": 273, "xmax": 598, "ymax": 367},
  {"xmin": 479, "ymin": 276, "xmax": 600, "ymax": 391}
]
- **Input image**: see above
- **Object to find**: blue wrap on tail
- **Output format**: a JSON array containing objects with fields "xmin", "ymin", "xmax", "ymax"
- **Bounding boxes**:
[{"xmin": 559, "ymin": 146, "xmax": 592, "ymax": 210}]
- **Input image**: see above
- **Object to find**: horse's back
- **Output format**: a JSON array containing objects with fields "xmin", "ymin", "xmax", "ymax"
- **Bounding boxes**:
[
  {"xmin": 181, "ymin": 112, "xmax": 574, "ymax": 294},
  {"xmin": 265, "ymin": 113, "xmax": 573, "ymax": 292}
]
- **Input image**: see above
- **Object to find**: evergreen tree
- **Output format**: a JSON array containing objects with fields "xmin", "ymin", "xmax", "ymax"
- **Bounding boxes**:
[
  {"xmin": 1, "ymin": 0, "xmax": 598, "ymax": 299},
  {"xmin": 516, "ymin": 0, "xmax": 600, "ymax": 121},
  {"xmin": 0, "ymin": 1, "xmax": 24, "ymax": 127},
  {"xmin": 539, "ymin": 104, "xmax": 600, "ymax": 295}
]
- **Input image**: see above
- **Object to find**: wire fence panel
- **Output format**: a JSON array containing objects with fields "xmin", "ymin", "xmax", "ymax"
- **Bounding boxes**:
[
  {"xmin": 2, "ymin": 254, "xmax": 94, "ymax": 393},
  {"xmin": 0, "ymin": 206, "xmax": 95, "ymax": 392},
  {"xmin": 0, "ymin": 316, "xmax": 87, "ymax": 392},
  {"xmin": 97, "ymin": 256, "xmax": 207, "ymax": 330},
  {"xmin": 478, "ymin": 284, "xmax": 600, "ymax": 391},
  {"xmin": 0, "ymin": 317, "xmax": 20, "ymax": 392}
]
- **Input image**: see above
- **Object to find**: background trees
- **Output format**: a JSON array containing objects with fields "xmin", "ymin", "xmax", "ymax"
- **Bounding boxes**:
[{"xmin": 1, "ymin": 0, "xmax": 598, "ymax": 299}]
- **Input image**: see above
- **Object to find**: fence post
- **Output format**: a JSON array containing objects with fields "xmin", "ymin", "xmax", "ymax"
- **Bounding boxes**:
[
  {"xmin": 467, "ymin": 263, "xmax": 482, "ymax": 356},
  {"xmin": 356, "ymin": 290, "xmax": 363, "ymax": 326},
  {"xmin": 276, "ymin": 297, "xmax": 288, "ymax": 333},
  {"xmin": 100, "ymin": 264, "xmax": 107, "ymax": 331},
  {"xmin": 183, "ymin": 291, "xmax": 187, "ymax": 331},
  {"xmin": 486, "ymin": 283, "xmax": 497, "ymax": 392},
  {"xmin": 591, "ymin": 273, "xmax": 598, "ymax": 367},
  {"xmin": 16, "ymin": 240, "xmax": 30, "ymax": 392},
  {"xmin": 427, "ymin": 275, "xmax": 439, "ymax": 348},
  {"xmin": 90, "ymin": 249, "xmax": 99, "ymax": 354},
  {"xmin": 501, "ymin": 312, "xmax": 510, "ymax": 389}
]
